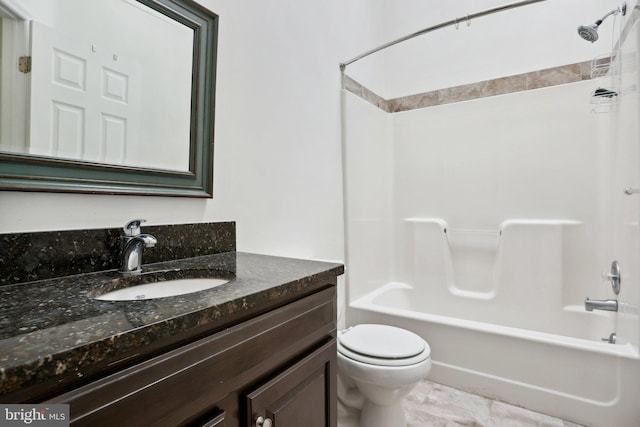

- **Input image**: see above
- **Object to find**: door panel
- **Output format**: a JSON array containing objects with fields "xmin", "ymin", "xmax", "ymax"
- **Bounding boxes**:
[{"xmin": 30, "ymin": 21, "xmax": 140, "ymax": 165}]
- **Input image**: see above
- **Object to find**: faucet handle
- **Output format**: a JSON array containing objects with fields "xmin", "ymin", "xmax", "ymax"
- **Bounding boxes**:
[{"xmin": 124, "ymin": 219, "xmax": 147, "ymax": 236}]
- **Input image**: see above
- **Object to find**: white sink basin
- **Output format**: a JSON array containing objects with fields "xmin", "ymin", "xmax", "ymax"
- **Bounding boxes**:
[{"xmin": 95, "ymin": 278, "xmax": 230, "ymax": 301}]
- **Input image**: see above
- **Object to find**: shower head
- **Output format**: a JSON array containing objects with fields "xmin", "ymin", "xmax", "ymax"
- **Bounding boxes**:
[
  {"xmin": 577, "ymin": 23, "xmax": 600, "ymax": 42},
  {"xmin": 577, "ymin": 3, "xmax": 627, "ymax": 43}
]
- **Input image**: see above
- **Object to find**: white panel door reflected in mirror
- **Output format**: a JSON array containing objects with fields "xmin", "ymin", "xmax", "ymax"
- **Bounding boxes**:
[{"xmin": 1, "ymin": 0, "xmax": 193, "ymax": 172}]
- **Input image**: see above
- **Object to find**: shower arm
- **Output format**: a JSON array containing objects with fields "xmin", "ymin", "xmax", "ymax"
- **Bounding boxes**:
[
  {"xmin": 339, "ymin": 0, "xmax": 548, "ymax": 71},
  {"xmin": 595, "ymin": 5, "xmax": 626, "ymax": 26}
]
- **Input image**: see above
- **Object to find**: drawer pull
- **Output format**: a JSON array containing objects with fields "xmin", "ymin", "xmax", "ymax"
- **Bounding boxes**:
[{"xmin": 256, "ymin": 416, "xmax": 273, "ymax": 427}]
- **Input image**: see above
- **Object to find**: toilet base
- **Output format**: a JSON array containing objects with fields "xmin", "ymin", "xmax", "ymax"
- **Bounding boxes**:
[{"xmin": 360, "ymin": 399, "xmax": 406, "ymax": 427}]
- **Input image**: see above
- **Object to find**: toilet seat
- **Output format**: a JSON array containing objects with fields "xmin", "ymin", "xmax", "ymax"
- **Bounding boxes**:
[{"xmin": 338, "ymin": 324, "xmax": 430, "ymax": 367}]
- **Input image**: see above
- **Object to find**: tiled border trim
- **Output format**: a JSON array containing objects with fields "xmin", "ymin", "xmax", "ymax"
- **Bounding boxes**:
[
  {"xmin": 344, "ymin": 61, "xmax": 591, "ymax": 113},
  {"xmin": 342, "ymin": 74, "xmax": 392, "ymax": 112},
  {"xmin": 344, "ymin": 5, "xmax": 640, "ymax": 113},
  {"xmin": 391, "ymin": 62, "xmax": 593, "ymax": 112}
]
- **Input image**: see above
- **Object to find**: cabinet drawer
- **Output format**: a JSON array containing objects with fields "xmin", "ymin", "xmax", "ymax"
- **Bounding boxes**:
[{"xmin": 47, "ymin": 287, "xmax": 336, "ymax": 426}]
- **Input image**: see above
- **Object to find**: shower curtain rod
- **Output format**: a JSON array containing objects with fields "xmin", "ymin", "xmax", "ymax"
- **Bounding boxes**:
[{"xmin": 339, "ymin": 0, "xmax": 547, "ymax": 71}]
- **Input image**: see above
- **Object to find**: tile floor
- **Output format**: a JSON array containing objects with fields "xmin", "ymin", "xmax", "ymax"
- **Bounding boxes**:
[{"xmin": 338, "ymin": 380, "xmax": 584, "ymax": 427}]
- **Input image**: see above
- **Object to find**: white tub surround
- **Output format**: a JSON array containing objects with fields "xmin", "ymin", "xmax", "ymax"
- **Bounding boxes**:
[{"xmin": 342, "ymin": 9, "xmax": 640, "ymax": 426}]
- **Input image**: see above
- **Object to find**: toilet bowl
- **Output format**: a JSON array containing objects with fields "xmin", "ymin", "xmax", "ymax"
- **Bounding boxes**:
[{"xmin": 337, "ymin": 324, "xmax": 431, "ymax": 427}]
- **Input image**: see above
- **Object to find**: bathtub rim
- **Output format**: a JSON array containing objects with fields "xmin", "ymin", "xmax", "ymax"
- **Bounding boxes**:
[{"xmin": 350, "ymin": 282, "xmax": 640, "ymax": 360}]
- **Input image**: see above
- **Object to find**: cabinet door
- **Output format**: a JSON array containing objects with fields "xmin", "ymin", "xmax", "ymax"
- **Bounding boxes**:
[{"xmin": 245, "ymin": 339, "xmax": 336, "ymax": 427}]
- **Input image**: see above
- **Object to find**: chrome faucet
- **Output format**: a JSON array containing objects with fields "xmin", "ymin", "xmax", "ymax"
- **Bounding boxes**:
[
  {"xmin": 585, "ymin": 297, "xmax": 618, "ymax": 312},
  {"xmin": 120, "ymin": 219, "xmax": 157, "ymax": 275}
]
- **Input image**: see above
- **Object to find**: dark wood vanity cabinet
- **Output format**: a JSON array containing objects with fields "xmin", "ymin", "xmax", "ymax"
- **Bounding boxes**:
[{"xmin": 46, "ymin": 287, "xmax": 337, "ymax": 427}]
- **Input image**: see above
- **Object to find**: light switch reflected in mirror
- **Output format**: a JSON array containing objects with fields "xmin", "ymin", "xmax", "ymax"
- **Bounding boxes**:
[{"xmin": 0, "ymin": 0, "xmax": 218, "ymax": 197}]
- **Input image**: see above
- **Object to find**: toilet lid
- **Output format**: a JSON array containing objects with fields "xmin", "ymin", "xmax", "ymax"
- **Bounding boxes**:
[{"xmin": 338, "ymin": 324, "xmax": 429, "ymax": 363}]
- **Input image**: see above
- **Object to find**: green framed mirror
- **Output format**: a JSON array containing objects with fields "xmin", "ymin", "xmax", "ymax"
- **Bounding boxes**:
[{"xmin": 0, "ymin": 0, "xmax": 218, "ymax": 197}]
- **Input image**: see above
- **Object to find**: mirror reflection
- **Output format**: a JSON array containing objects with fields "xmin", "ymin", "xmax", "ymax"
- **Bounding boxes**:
[{"xmin": 0, "ymin": 0, "xmax": 194, "ymax": 172}]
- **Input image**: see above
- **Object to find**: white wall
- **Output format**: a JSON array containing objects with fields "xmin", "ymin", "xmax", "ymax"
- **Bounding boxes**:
[
  {"xmin": 348, "ymin": 0, "xmax": 636, "ymax": 98},
  {"xmin": 0, "ymin": 0, "xmax": 380, "ymax": 263}
]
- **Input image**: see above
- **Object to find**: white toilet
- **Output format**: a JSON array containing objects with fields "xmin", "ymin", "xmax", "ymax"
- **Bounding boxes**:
[{"xmin": 337, "ymin": 324, "xmax": 431, "ymax": 427}]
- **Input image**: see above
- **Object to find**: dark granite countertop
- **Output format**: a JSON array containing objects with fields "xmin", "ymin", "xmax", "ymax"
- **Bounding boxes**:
[{"xmin": 0, "ymin": 252, "xmax": 343, "ymax": 402}]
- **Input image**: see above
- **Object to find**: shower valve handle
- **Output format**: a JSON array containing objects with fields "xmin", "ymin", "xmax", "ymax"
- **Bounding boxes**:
[
  {"xmin": 601, "ymin": 260, "xmax": 621, "ymax": 295},
  {"xmin": 601, "ymin": 271, "xmax": 619, "ymax": 281}
]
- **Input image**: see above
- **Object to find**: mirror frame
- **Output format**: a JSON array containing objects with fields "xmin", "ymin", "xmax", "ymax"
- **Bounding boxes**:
[{"xmin": 0, "ymin": 0, "xmax": 218, "ymax": 198}]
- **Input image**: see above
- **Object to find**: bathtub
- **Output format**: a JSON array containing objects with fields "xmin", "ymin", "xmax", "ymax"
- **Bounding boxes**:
[{"xmin": 349, "ymin": 282, "xmax": 640, "ymax": 427}]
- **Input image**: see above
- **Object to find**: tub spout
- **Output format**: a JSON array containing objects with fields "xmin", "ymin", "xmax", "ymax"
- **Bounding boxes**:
[{"xmin": 585, "ymin": 297, "xmax": 618, "ymax": 312}]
